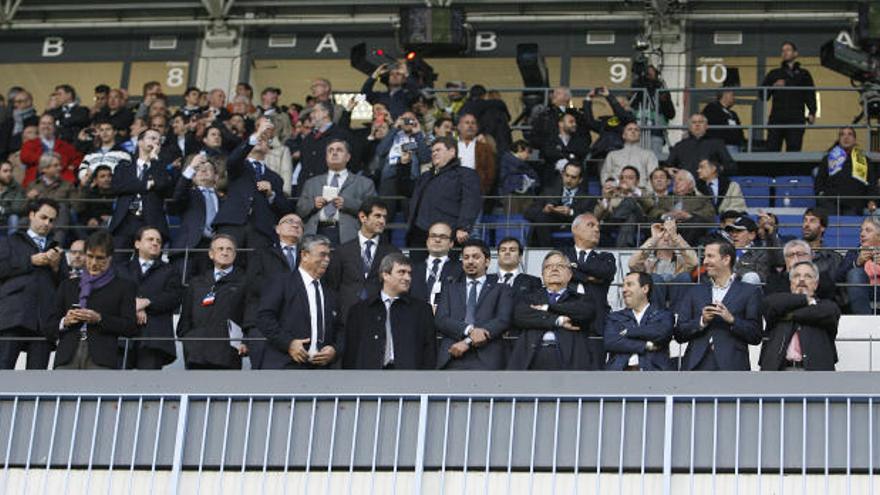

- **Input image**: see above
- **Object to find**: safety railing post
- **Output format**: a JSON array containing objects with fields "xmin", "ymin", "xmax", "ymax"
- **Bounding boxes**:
[{"xmin": 168, "ymin": 394, "xmax": 190, "ymax": 495}]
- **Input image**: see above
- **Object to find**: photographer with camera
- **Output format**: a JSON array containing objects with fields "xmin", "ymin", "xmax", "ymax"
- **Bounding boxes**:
[
  {"xmin": 628, "ymin": 218, "xmax": 698, "ymax": 309},
  {"xmin": 373, "ymin": 110, "xmax": 431, "ymax": 222},
  {"xmin": 594, "ymin": 166, "xmax": 647, "ymax": 247},
  {"xmin": 631, "ymin": 64, "xmax": 676, "ymax": 156},
  {"xmin": 582, "ymin": 86, "xmax": 635, "ymax": 161},
  {"xmin": 361, "ymin": 62, "xmax": 422, "ymax": 120}
]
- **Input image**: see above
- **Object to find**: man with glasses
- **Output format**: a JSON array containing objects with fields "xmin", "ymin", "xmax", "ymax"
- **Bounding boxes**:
[
  {"xmin": 409, "ymin": 221, "xmax": 463, "ymax": 305},
  {"xmin": 508, "ymin": 250, "xmax": 595, "ymax": 370},
  {"xmin": 666, "ymin": 113, "xmax": 735, "ymax": 176},
  {"xmin": 761, "ymin": 261, "xmax": 839, "ymax": 371},
  {"xmin": 766, "ymin": 239, "xmax": 837, "ymax": 300}
]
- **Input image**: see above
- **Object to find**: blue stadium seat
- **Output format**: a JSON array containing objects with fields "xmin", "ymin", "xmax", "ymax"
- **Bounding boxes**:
[
  {"xmin": 733, "ymin": 176, "xmax": 772, "ymax": 208},
  {"xmin": 775, "ymin": 214, "xmax": 802, "ymax": 240},
  {"xmin": 825, "ymin": 215, "xmax": 863, "ymax": 249},
  {"xmin": 586, "ymin": 180, "xmax": 600, "ymax": 197},
  {"xmin": 775, "ymin": 176, "xmax": 815, "ymax": 208}
]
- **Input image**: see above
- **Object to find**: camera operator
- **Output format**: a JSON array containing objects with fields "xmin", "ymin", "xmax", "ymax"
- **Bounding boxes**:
[
  {"xmin": 583, "ymin": 86, "xmax": 635, "ymax": 161},
  {"xmin": 631, "ymin": 65, "xmax": 676, "ymax": 156},
  {"xmin": 361, "ymin": 62, "xmax": 422, "ymax": 120}
]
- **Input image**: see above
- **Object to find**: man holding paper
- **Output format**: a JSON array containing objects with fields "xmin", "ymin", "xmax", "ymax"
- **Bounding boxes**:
[{"xmin": 297, "ymin": 139, "xmax": 377, "ymax": 246}]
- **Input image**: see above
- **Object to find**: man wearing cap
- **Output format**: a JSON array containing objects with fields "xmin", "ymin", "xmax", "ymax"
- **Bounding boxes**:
[{"xmin": 727, "ymin": 215, "xmax": 773, "ymax": 285}]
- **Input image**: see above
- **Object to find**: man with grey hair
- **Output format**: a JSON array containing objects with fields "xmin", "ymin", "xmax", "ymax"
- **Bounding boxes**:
[
  {"xmin": 643, "ymin": 169, "xmax": 715, "ymax": 244},
  {"xmin": 298, "ymin": 100, "xmax": 352, "ymax": 194},
  {"xmin": 765, "ymin": 239, "xmax": 837, "ymax": 299},
  {"xmin": 258, "ymin": 234, "xmax": 342, "ymax": 369},
  {"xmin": 343, "ymin": 252, "xmax": 437, "ymax": 369},
  {"xmin": 760, "ymin": 261, "xmax": 840, "ymax": 371}
]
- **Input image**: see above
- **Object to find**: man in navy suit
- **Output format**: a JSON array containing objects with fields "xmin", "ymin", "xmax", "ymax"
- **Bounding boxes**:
[
  {"xmin": 409, "ymin": 221, "xmax": 463, "ymax": 305},
  {"xmin": 490, "ymin": 237, "xmax": 543, "ymax": 298},
  {"xmin": 167, "ymin": 152, "xmax": 222, "ymax": 279},
  {"xmin": 508, "ymin": 250, "xmax": 596, "ymax": 370},
  {"xmin": 435, "ymin": 239, "xmax": 514, "ymax": 370},
  {"xmin": 244, "ymin": 212, "xmax": 303, "ymax": 369},
  {"xmin": 562, "ymin": 213, "xmax": 617, "ymax": 369},
  {"xmin": 674, "ymin": 240, "xmax": 763, "ymax": 370},
  {"xmin": 604, "ymin": 272, "xmax": 675, "ymax": 371},
  {"xmin": 257, "ymin": 234, "xmax": 342, "ymax": 369},
  {"xmin": 213, "ymin": 117, "xmax": 294, "ymax": 250},
  {"xmin": 108, "ymin": 128, "xmax": 173, "ymax": 259}
]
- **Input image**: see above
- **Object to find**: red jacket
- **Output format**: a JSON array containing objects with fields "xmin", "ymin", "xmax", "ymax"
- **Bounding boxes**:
[{"xmin": 19, "ymin": 138, "xmax": 82, "ymax": 186}]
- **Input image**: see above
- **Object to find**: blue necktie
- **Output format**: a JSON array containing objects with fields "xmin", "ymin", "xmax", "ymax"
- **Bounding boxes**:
[
  {"xmin": 465, "ymin": 280, "xmax": 478, "ymax": 325},
  {"xmin": 201, "ymin": 188, "xmax": 217, "ymax": 237},
  {"xmin": 362, "ymin": 240, "xmax": 374, "ymax": 276},
  {"xmin": 548, "ymin": 291, "xmax": 560, "ymax": 304},
  {"xmin": 283, "ymin": 246, "xmax": 296, "ymax": 270},
  {"xmin": 252, "ymin": 161, "xmax": 265, "ymax": 181},
  {"xmin": 33, "ymin": 236, "xmax": 46, "ymax": 251}
]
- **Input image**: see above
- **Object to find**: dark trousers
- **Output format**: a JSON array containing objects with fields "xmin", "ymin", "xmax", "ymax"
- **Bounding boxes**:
[
  {"xmin": 406, "ymin": 227, "xmax": 429, "ymax": 265},
  {"xmin": 693, "ymin": 348, "xmax": 721, "ymax": 371},
  {"xmin": 0, "ymin": 328, "xmax": 51, "ymax": 369},
  {"xmin": 112, "ymin": 215, "xmax": 147, "ymax": 262},
  {"xmin": 766, "ymin": 127, "xmax": 804, "ymax": 152},
  {"xmin": 529, "ymin": 344, "xmax": 563, "ymax": 370}
]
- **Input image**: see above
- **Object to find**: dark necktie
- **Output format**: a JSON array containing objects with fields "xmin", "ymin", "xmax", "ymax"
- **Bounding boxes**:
[
  {"xmin": 548, "ymin": 291, "xmax": 560, "ymax": 304},
  {"xmin": 283, "ymin": 246, "xmax": 296, "ymax": 270},
  {"xmin": 32, "ymin": 236, "xmax": 46, "ymax": 251},
  {"xmin": 426, "ymin": 258, "xmax": 441, "ymax": 290},
  {"xmin": 313, "ymin": 280, "xmax": 324, "ymax": 345},
  {"xmin": 362, "ymin": 240, "xmax": 374, "ymax": 276},
  {"xmin": 465, "ymin": 280, "xmax": 479, "ymax": 325},
  {"xmin": 215, "ymin": 270, "xmax": 227, "ymax": 282},
  {"xmin": 503, "ymin": 272, "xmax": 514, "ymax": 286},
  {"xmin": 578, "ymin": 250, "xmax": 587, "ymax": 265},
  {"xmin": 252, "ymin": 161, "xmax": 264, "ymax": 181}
]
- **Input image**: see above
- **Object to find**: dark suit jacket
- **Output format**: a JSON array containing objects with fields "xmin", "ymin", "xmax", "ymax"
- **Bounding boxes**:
[
  {"xmin": 508, "ymin": 288, "xmax": 595, "ymax": 370},
  {"xmin": 298, "ymin": 124, "xmax": 354, "ymax": 186},
  {"xmin": 108, "ymin": 158, "xmax": 173, "ymax": 238},
  {"xmin": 243, "ymin": 243, "xmax": 299, "ymax": 369},
  {"xmin": 212, "ymin": 140, "xmax": 294, "ymax": 242},
  {"xmin": 0, "ymin": 232, "xmax": 65, "ymax": 334},
  {"xmin": 524, "ymin": 184, "xmax": 595, "ymax": 225},
  {"xmin": 409, "ymin": 257, "xmax": 463, "ymax": 303},
  {"xmin": 488, "ymin": 272, "xmax": 543, "ymax": 302},
  {"xmin": 176, "ymin": 268, "xmax": 246, "ymax": 369},
  {"xmin": 49, "ymin": 274, "xmax": 137, "ymax": 368},
  {"xmin": 257, "ymin": 270, "xmax": 342, "ymax": 369},
  {"xmin": 406, "ymin": 159, "xmax": 482, "ymax": 233},
  {"xmin": 434, "ymin": 277, "xmax": 514, "ymax": 370},
  {"xmin": 50, "ymin": 104, "xmax": 91, "ymax": 143},
  {"xmin": 159, "ymin": 132, "xmax": 200, "ymax": 166},
  {"xmin": 115, "ymin": 258, "xmax": 183, "ymax": 363},
  {"xmin": 604, "ymin": 305, "xmax": 676, "ymax": 371},
  {"xmin": 342, "ymin": 293, "xmax": 437, "ymax": 370},
  {"xmin": 759, "ymin": 293, "xmax": 840, "ymax": 371},
  {"xmin": 674, "ymin": 279, "xmax": 763, "ymax": 370},
  {"xmin": 167, "ymin": 176, "xmax": 224, "ymax": 250},
  {"xmin": 561, "ymin": 247, "xmax": 616, "ymax": 368},
  {"xmin": 541, "ymin": 133, "xmax": 589, "ymax": 169},
  {"xmin": 325, "ymin": 238, "xmax": 400, "ymax": 320}
]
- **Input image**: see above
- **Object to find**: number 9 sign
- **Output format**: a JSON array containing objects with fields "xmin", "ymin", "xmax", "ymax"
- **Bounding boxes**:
[{"xmin": 610, "ymin": 63, "xmax": 628, "ymax": 84}]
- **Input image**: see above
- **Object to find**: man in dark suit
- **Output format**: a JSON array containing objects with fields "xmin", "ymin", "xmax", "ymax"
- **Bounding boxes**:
[
  {"xmin": 525, "ymin": 162, "xmax": 594, "ymax": 247},
  {"xmin": 50, "ymin": 230, "xmax": 137, "ymax": 369},
  {"xmin": 244, "ymin": 213, "xmax": 303, "ymax": 369},
  {"xmin": 177, "ymin": 234, "xmax": 248, "ymax": 369},
  {"xmin": 540, "ymin": 111, "xmax": 589, "ymax": 189},
  {"xmin": 297, "ymin": 101, "xmax": 353, "ymax": 194},
  {"xmin": 108, "ymin": 128, "xmax": 173, "ymax": 259},
  {"xmin": 212, "ymin": 117, "xmax": 294, "ymax": 250},
  {"xmin": 435, "ymin": 239, "xmax": 514, "ymax": 370},
  {"xmin": 491, "ymin": 237, "xmax": 542, "ymax": 297},
  {"xmin": 167, "ymin": 152, "xmax": 222, "ymax": 279},
  {"xmin": 0, "ymin": 199, "xmax": 65, "ymax": 369},
  {"xmin": 257, "ymin": 234, "xmax": 342, "ymax": 369},
  {"xmin": 562, "ymin": 213, "xmax": 616, "ymax": 369},
  {"xmin": 760, "ymin": 261, "xmax": 840, "ymax": 371},
  {"xmin": 343, "ymin": 252, "xmax": 436, "ymax": 370},
  {"xmin": 674, "ymin": 240, "xmax": 763, "ymax": 370},
  {"xmin": 115, "ymin": 226, "xmax": 183, "ymax": 370},
  {"xmin": 405, "ymin": 136, "xmax": 481, "ymax": 264},
  {"xmin": 49, "ymin": 84, "xmax": 91, "ymax": 143},
  {"xmin": 508, "ymin": 250, "xmax": 595, "ymax": 370},
  {"xmin": 604, "ymin": 272, "xmax": 675, "ymax": 371},
  {"xmin": 325, "ymin": 198, "xmax": 399, "ymax": 320},
  {"xmin": 409, "ymin": 221, "xmax": 463, "ymax": 305}
]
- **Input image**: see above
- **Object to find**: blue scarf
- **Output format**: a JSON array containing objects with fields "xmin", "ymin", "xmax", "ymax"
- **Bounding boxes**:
[{"xmin": 78, "ymin": 267, "xmax": 115, "ymax": 308}]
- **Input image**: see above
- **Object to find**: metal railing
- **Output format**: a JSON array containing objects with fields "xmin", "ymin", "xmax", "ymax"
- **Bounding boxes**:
[{"xmin": 1, "ymin": 373, "xmax": 880, "ymax": 494}]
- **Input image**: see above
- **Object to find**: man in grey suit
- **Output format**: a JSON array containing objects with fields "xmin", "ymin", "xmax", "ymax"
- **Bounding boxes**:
[
  {"xmin": 297, "ymin": 139, "xmax": 377, "ymax": 245},
  {"xmin": 435, "ymin": 239, "xmax": 514, "ymax": 370}
]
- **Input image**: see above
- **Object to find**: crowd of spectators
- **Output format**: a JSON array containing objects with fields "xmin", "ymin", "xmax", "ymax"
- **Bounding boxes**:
[{"xmin": 0, "ymin": 39, "xmax": 876, "ymax": 371}]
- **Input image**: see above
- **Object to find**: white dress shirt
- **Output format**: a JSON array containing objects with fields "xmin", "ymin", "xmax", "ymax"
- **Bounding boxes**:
[
  {"xmin": 299, "ymin": 267, "xmax": 324, "ymax": 355},
  {"xmin": 628, "ymin": 303, "xmax": 650, "ymax": 366},
  {"xmin": 458, "ymin": 139, "xmax": 477, "ymax": 169}
]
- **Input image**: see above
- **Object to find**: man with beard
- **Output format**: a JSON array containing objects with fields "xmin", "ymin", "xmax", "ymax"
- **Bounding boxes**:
[{"xmin": 800, "ymin": 208, "xmax": 842, "ymax": 276}]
